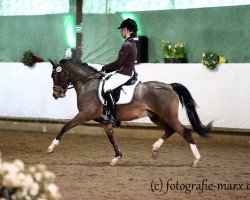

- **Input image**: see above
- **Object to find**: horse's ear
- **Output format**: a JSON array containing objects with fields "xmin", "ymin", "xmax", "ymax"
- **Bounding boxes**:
[{"xmin": 48, "ymin": 59, "xmax": 57, "ymax": 69}]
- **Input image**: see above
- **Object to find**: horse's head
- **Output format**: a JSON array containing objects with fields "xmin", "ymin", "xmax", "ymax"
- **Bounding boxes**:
[{"xmin": 49, "ymin": 59, "xmax": 70, "ymax": 99}]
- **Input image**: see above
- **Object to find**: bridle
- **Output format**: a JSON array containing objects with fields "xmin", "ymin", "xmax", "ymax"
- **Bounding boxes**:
[{"xmin": 51, "ymin": 62, "xmax": 104, "ymax": 97}]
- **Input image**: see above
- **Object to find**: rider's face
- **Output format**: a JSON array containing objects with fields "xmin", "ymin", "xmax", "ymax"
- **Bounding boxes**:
[
  {"xmin": 120, "ymin": 28, "xmax": 126, "ymax": 38},
  {"xmin": 120, "ymin": 27, "xmax": 131, "ymax": 39}
]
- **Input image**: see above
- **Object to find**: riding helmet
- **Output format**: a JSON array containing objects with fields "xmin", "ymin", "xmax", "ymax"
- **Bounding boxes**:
[{"xmin": 117, "ymin": 18, "xmax": 138, "ymax": 32}]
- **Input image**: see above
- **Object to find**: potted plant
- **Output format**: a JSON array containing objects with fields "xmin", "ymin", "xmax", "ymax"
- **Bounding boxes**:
[
  {"xmin": 201, "ymin": 52, "xmax": 226, "ymax": 70},
  {"xmin": 161, "ymin": 40, "xmax": 187, "ymax": 63},
  {"xmin": 21, "ymin": 51, "xmax": 43, "ymax": 67}
]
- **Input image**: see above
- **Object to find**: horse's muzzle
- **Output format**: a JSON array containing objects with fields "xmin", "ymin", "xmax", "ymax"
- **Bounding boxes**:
[
  {"xmin": 53, "ymin": 93, "xmax": 59, "ymax": 99},
  {"xmin": 52, "ymin": 91, "xmax": 66, "ymax": 99},
  {"xmin": 53, "ymin": 87, "xmax": 66, "ymax": 99}
]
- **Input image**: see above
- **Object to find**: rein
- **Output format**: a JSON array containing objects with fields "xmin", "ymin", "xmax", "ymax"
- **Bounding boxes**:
[{"xmin": 67, "ymin": 70, "xmax": 103, "ymax": 90}]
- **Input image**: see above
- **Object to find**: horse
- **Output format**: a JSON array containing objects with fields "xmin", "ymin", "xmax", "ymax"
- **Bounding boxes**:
[{"xmin": 47, "ymin": 59, "xmax": 212, "ymax": 167}]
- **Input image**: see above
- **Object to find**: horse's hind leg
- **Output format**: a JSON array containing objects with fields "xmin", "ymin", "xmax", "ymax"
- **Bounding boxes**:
[
  {"xmin": 183, "ymin": 128, "xmax": 201, "ymax": 167},
  {"xmin": 149, "ymin": 113, "xmax": 175, "ymax": 159},
  {"xmin": 152, "ymin": 126, "xmax": 175, "ymax": 160},
  {"xmin": 171, "ymin": 120, "xmax": 201, "ymax": 167},
  {"xmin": 103, "ymin": 124, "xmax": 122, "ymax": 166}
]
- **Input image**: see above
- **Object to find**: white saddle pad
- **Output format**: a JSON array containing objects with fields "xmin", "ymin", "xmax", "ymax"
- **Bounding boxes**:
[{"xmin": 98, "ymin": 75, "xmax": 140, "ymax": 105}]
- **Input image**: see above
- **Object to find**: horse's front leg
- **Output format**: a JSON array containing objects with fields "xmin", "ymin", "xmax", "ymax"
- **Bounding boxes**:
[
  {"xmin": 47, "ymin": 112, "xmax": 88, "ymax": 154},
  {"xmin": 103, "ymin": 124, "xmax": 122, "ymax": 165}
]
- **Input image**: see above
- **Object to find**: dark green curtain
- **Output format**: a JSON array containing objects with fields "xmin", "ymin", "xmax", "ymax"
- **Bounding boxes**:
[{"xmin": 82, "ymin": 5, "xmax": 250, "ymax": 63}]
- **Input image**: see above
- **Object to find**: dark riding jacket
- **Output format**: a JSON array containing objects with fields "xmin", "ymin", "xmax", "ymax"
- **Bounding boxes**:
[{"xmin": 102, "ymin": 37, "xmax": 137, "ymax": 76}]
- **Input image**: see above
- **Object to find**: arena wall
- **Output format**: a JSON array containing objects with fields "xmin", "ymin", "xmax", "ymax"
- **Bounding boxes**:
[{"xmin": 0, "ymin": 62, "xmax": 249, "ymax": 133}]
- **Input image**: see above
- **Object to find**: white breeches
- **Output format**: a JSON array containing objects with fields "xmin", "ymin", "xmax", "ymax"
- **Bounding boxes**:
[{"xmin": 104, "ymin": 72, "xmax": 132, "ymax": 92}]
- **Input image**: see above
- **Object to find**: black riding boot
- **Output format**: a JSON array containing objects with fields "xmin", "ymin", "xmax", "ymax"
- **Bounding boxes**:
[{"xmin": 100, "ymin": 90, "xmax": 117, "ymax": 125}]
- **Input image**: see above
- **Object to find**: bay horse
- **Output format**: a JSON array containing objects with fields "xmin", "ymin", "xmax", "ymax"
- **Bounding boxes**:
[{"xmin": 47, "ymin": 59, "xmax": 212, "ymax": 167}]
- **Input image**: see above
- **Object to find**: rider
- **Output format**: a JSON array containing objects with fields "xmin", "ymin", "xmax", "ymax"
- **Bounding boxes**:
[{"xmin": 100, "ymin": 18, "xmax": 138, "ymax": 125}]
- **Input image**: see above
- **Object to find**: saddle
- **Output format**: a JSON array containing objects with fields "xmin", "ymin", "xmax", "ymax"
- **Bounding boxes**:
[{"xmin": 98, "ymin": 72, "xmax": 140, "ymax": 105}]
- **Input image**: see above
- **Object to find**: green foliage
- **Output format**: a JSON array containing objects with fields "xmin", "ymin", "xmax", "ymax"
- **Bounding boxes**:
[
  {"xmin": 161, "ymin": 40, "xmax": 186, "ymax": 59},
  {"xmin": 201, "ymin": 52, "xmax": 219, "ymax": 70},
  {"xmin": 21, "ymin": 51, "xmax": 35, "ymax": 67}
]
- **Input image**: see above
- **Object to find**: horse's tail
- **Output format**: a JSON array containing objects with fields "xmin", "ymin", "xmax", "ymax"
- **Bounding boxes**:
[{"xmin": 170, "ymin": 83, "xmax": 212, "ymax": 137}]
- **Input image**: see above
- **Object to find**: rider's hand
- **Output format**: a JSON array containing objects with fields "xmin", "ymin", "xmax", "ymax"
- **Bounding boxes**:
[
  {"xmin": 100, "ymin": 66, "xmax": 106, "ymax": 76},
  {"xmin": 102, "ymin": 65, "xmax": 114, "ymax": 73},
  {"xmin": 101, "ymin": 65, "xmax": 106, "ymax": 72}
]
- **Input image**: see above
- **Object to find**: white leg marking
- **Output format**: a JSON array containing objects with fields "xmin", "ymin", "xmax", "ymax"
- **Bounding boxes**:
[
  {"xmin": 190, "ymin": 144, "xmax": 201, "ymax": 160},
  {"xmin": 152, "ymin": 138, "xmax": 164, "ymax": 151},
  {"xmin": 47, "ymin": 139, "xmax": 59, "ymax": 154},
  {"xmin": 190, "ymin": 144, "xmax": 201, "ymax": 167},
  {"xmin": 110, "ymin": 156, "xmax": 121, "ymax": 166}
]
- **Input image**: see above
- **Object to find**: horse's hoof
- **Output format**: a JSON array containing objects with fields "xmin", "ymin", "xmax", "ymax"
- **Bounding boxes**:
[
  {"xmin": 192, "ymin": 158, "xmax": 200, "ymax": 167},
  {"xmin": 109, "ymin": 161, "xmax": 116, "ymax": 166},
  {"xmin": 109, "ymin": 157, "xmax": 120, "ymax": 166},
  {"xmin": 152, "ymin": 149, "xmax": 159, "ymax": 160},
  {"xmin": 47, "ymin": 148, "xmax": 54, "ymax": 154}
]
